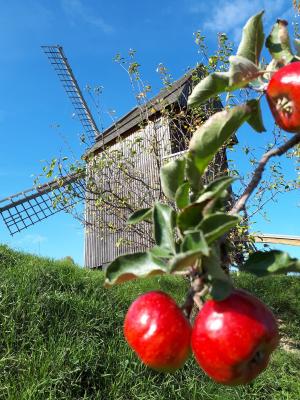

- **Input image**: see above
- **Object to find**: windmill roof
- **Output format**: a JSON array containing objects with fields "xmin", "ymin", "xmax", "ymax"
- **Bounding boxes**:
[{"xmin": 87, "ymin": 69, "xmax": 200, "ymax": 155}]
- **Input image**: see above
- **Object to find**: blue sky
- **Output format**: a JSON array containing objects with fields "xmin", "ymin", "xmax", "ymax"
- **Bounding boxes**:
[{"xmin": 0, "ymin": 0, "xmax": 299, "ymax": 265}]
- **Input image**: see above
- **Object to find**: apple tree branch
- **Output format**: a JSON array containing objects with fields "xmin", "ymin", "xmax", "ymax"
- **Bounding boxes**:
[{"xmin": 230, "ymin": 134, "xmax": 300, "ymax": 215}]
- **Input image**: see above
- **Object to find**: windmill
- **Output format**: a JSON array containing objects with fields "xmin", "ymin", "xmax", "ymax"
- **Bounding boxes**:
[
  {"xmin": 0, "ymin": 49, "xmax": 214, "ymax": 268},
  {"xmin": 0, "ymin": 46, "xmax": 298, "ymax": 268},
  {"xmin": 0, "ymin": 46, "xmax": 95, "ymax": 236}
]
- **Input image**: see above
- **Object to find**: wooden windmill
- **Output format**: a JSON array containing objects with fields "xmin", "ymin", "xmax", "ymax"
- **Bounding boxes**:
[
  {"xmin": 1, "ymin": 46, "xmax": 298, "ymax": 269},
  {"xmin": 0, "ymin": 46, "xmax": 213, "ymax": 268}
]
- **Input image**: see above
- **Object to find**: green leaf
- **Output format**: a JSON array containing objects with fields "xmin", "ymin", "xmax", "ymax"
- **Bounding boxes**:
[
  {"xmin": 246, "ymin": 99, "xmax": 266, "ymax": 133},
  {"xmin": 266, "ymin": 19, "xmax": 294, "ymax": 64},
  {"xmin": 149, "ymin": 246, "xmax": 173, "ymax": 258},
  {"xmin": 186, "ymin": 152, "xmax": 203, "ymax": 195},
  {"xmin": 197, "ymin": 213, "xmax": 240, "ymax": 244},
  {"xmin": 153, "ymin": 203, "xmax": 176, "ymax": 253},
  {"xmin": 169, "ymin": 251, "xmax": 202, "ymax": 273},
  {"xmin": 160, "ymin": 157, "xmax": 185, "ymax": 200},
  {"xmin": 175, "ymin": 182, "xmax": 190, "ymax": 209},
  {"xmin": 197, "ymin": 176, "xmax": 235, "ymax": 203},
  {"xmin": 181, "ymin": 230, "xmax": 209, "ymax": 256},
  {"xmin": 210, "ymin": 279, "xmax": 233, "ymax": 301},
  {"xmin": 203, "ymin": 250, "xmax": 233, "ymax": 300},
  {"xmin": 228, "ymin": 56, "xmax": 260, "ymax": 89},
  {"xmin": 187, "ymin": 72, "xmax": 229, "ymax": 107},
  {"xmin": 127, "ymin": 208, "xmax": 152, "ymax": 225},
  {"xmin": 177, "ymin": 202, "xmax": 208, "ymax": 232},
  {"xmin": 242, "ymin": 250, "xmax": 300, "ymax": 276},
  {"xmin": 237, "ymin": 11, "xmax": 265, "ymax": 65},
  {"xmin": 105, "ymin": 252, "xmax": 168, "ymax": 287},
  {"xmin": 189, "ymin": 104, "xmax": 252, "ymax": 176}
]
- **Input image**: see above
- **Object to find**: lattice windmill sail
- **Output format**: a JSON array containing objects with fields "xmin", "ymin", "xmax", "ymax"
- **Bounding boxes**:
[
  {"xmin": 0, "ymin": 45, "xmax": 98, "ymax": 235},
  {"xmin": 42, "ymin": 45, "xmax": 99, "ymax": 144},
  {"xmin": 0, "ymin": 173, "xmax": 85, "ymax": 235}
]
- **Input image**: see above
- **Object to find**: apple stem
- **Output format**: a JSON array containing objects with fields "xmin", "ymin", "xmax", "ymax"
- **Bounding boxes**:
[
  {"xmin": 193, "ymin": 286, "xmax": 209, "ymax": 309},
  {"xmin": 181, "ymin": 271, "xmax": 208, "ymax": 319}
]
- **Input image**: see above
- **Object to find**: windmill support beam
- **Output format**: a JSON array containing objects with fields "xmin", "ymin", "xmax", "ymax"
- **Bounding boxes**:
[{"xmin": 252, "ymin": 234, "xmax": 300, "ymax": 246}]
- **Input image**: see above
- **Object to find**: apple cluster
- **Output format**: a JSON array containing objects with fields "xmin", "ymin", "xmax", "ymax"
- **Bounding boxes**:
[
  {"xmin": 105, "ymin": 11, "xmax": 300, "ymax": 389},
  {"xmin": 124, "ymin": 289, "xmax": 279, "ymax": 386}
]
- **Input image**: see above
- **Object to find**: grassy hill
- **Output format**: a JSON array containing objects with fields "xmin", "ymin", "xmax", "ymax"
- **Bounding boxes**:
[{"xmin": 0, "ymin": 244, "xmax": 299, "ymax": 400}]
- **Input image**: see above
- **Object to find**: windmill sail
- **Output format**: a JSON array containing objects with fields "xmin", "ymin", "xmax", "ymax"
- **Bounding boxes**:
[
  {"xmin": 0, "ymin": 173, "xmax": 85, "ymax": 235},
  {"xmin": 1, "ymin": 45, "xmax": 101, "ymax": 236},
  {"xmin": 42, "ymin": 45, "xmax": 99, "ymax": 144}
]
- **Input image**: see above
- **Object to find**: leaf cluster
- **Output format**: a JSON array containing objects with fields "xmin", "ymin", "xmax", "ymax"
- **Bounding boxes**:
[
  {"xmin": 105, "ymin": 10, "xmax": 300, "ymax": 301},
  {"xmin": 105, "ymin": 153, "xmax": 240, "ymax": 300}
]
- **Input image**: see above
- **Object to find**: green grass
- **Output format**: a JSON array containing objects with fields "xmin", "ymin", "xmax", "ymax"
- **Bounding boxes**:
[{"xmin": 0, "ymin": 244, "xmax": 299, "ymax": 399}]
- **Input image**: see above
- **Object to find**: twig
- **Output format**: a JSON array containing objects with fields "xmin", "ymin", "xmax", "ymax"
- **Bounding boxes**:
[
  {"xmin": 246, "ymin": 186, "xmax": 298, "ymax": 220},
  {"xmin": 230, "ymin": 134, "xmax": 300, "ymax": 215}
]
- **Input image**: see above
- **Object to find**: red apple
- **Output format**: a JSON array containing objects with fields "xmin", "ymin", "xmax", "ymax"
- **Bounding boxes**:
[
  {"xmin": 191, "ymin": 289, "xmax": 279, "ymax": 385},
  {"xmin": 266, "ymin": 61, "xmax": 300, "ymax": 133},
  {"xmin": 124, "ymin": 291, "xmax": 191, "ymax": 372}
]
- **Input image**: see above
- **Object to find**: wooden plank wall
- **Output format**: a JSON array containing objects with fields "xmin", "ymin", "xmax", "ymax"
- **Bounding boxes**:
[{"xmin": 84, "ymin": 117, "xmax": 171, "ymax": 268}]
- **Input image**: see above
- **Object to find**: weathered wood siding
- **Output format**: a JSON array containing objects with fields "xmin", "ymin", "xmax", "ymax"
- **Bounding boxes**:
[{"xmin": 84, "ymin": 117, "xmax": 171, "ymax": 268}]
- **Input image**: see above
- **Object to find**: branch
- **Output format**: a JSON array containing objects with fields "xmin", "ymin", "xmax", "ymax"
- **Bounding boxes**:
[
  {"xmin": 181, "ymin": 272, "xmax": 208, "ymax": 319},
  {"xmin": 230, "ymin": 134, "xmax": 300, "ymax": 215}
]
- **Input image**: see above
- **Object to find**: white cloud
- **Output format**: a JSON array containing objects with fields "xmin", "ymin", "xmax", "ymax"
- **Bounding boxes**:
[
  {"xmin": 189, "ymin": 0, "xmax": 290, "ymax": 40},
  {"xmin": 61, "ymin": 0, "xmax": 114, "ymax": 33}
]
